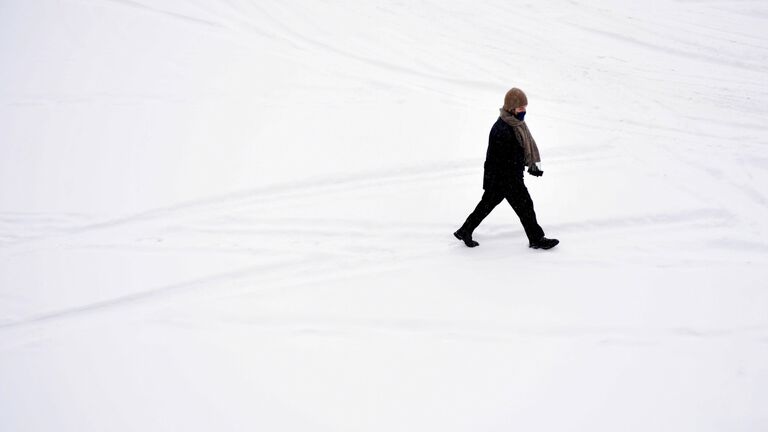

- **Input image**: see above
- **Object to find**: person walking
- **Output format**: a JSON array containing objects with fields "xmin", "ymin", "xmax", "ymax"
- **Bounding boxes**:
[{"xmin": 454, "ymin": 87, "xmax": 559, "ymax": 250}]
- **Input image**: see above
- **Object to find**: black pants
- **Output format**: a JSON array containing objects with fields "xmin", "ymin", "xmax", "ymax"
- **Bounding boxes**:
[{"xmin": 460, "ymin": 180, "xmax": 545, "ymax": 242}]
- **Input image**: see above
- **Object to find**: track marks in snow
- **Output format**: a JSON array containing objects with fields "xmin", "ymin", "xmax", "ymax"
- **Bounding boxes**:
[
  {"xmin": 0, "ymin": 254, "xmax": 335, "ymax": 331},
  {"xmin": 0, "ymin": 248, "xmax": 416, "ymax": 336},
  {"xmin": 0, "ymin": 125, "xmax": 760, "ymax": 333},
  {"xmin": 572, "ymin": 23, "xmax": 768, "ymax": 73},
  {"xmin": 550, "ymin": 208, "xmax": 735, "ymax": 234},
  {"xmin": 0, "ymin": 212, "xmax": 94, "ymax": 246},
  {"xmin": 0, "ymin": 160, "xmax": 474, "ymax": 249},
  {"xmin": 0, "ymin": 202, "xmax": 740, "ymax": 333},
  {"xmin": 164, "ymin": 313, "xmax": 768, "ymax": 347},
  {"xmin": 97, "ymin": 0, "xmax": 227, "ymax": 30},
  {"xmin": 1, "ymin": 149, "xmax": 750, "ymax": 331}
]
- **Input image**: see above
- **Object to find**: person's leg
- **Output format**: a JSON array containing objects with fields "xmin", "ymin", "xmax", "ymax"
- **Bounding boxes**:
[
  {"xmin": 461, "ymin": 189, "xmax": 505, "ymax": 233},
  {"xmin": 504, "ymin": 180, "xmax": 545, "ymax": 243},
  {"xmin": 455, "ymin": 189, "xmax": 505, "ymax": 246}
]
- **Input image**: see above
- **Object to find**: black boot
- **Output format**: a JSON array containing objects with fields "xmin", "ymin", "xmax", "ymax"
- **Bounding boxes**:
[
  {"xmin": 454, "ymin": 229, "xmax": 479, "ymax": 248},
  {"xmin": 529, "ymin": 237, "xmax": 559, "ymax": 250}
]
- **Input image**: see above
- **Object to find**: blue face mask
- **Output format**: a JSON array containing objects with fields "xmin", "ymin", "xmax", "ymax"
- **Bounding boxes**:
[{"xmin": 515, "ymin": 111, "xmax": 526, "ymax": 121}]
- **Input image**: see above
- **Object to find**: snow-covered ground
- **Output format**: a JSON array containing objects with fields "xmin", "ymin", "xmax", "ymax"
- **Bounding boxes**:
[{"xmin": 2, "ymin": 0, "xmax": 768, "ymax": 430}]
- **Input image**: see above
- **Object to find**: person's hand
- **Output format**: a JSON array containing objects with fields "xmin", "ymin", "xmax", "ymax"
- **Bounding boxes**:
[{"xmin": 527, "ymin": 166, "xmax": 544, "ymax": 177}]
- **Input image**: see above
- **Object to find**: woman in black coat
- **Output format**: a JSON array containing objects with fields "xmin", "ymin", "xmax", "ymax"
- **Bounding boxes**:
[{"xmin": 454, "ymin": 88, "xmax": 559, "ymax": 250}]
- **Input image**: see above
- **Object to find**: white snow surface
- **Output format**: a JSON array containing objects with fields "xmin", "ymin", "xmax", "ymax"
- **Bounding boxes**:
[{"xmin": 2, "ymin": 0, "xmax": 768, "ymax": 430}]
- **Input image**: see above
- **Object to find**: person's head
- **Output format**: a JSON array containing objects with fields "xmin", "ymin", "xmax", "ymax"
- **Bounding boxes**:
[{"xmin": 503, "ymin": 87, "xmax": 528, "ymax": 114}]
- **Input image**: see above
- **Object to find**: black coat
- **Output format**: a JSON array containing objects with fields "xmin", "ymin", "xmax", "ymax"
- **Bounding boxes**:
[{"xmin": 483, "ymin": 117, "xmax": 526, "ymax": 190}]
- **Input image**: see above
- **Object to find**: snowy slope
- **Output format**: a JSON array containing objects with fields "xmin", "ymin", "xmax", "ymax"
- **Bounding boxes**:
[{"xmin": 1, "ymin": 0, "xmax": 768, "ymax": 431}]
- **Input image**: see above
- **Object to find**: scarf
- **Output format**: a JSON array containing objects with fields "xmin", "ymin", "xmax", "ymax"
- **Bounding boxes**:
[{"xmin": 499, "ymin": 108, "xmax": 541, "ymax": 170}]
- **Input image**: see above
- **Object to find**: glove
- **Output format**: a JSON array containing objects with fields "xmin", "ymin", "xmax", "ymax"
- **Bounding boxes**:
[{"xmin": 527, "ymin": 166, "xmax": 544, "ymax": 177}]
